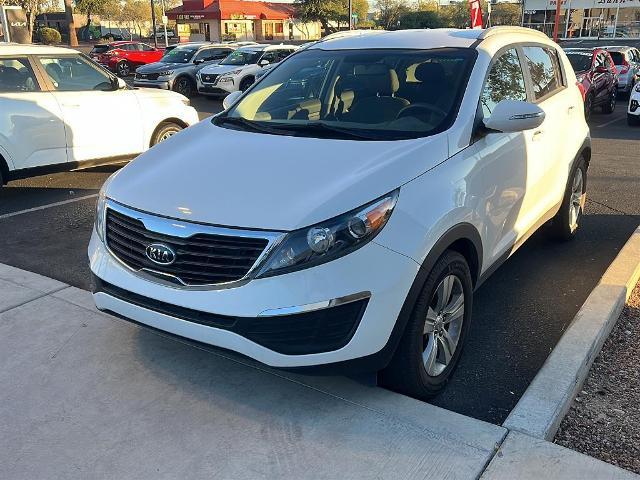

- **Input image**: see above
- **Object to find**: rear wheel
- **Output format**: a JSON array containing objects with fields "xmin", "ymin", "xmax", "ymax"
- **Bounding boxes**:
[
  {"xmin": 550, "ymin": 156, "xmax": 587, "ymax": 241},
  {"xmin": 381, "ymin": 251, "xmax": 473, "ymax": 400},
  {"xmin": 601, "ymin": 89, "xmax": 616, "ymax": 114},
  {"xmin": 151, "ymin": 121, "xmax": 183, "ymax": 146},
  {"xmin": 116, "ymin": 61, "xmax": 131, "ymax": 77},
  {"xmin": 628, "ymin": 114, "xmax": 640, "ymax": 126},
  {"xmin": 173, "ymin": 76, "xmax": 194, "ymax": 97}
]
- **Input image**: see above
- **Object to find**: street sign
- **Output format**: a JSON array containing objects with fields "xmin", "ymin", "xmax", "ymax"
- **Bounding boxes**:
[{"xmin": 162, "ymin": 15, "xmax": 168, "ymax": 25}]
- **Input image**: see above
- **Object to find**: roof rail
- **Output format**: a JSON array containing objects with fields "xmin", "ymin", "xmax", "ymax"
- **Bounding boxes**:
[
  {"xmin": 478, "ymin": 26, "xmax": 549, "ymax": 41},
  {"xmin": 316, "ymin": 29, "xmax": 387, "ymax": 44}
]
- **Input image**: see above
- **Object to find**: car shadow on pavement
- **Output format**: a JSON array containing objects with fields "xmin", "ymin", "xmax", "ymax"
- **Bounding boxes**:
[{"xmin": 127, "ymin": 213, "xmax": 639, "ymax": 425}]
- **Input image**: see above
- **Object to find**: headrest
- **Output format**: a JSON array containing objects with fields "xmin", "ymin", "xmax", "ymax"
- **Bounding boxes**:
[
  {"xmin": 415, "ymin": 62, "xmax": 446, "ymax": 84},
  {"xmin": 353, "ymin": 64, "xmax": 399, "ymax": 96}
]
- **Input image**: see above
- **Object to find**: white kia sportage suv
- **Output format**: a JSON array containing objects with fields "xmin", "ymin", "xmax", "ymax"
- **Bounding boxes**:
[
  {"xmin": 0, "ymin": 44, "xmax": 199, "ymax": 187},
  {"xmin": 90, "ymin": 27, "xmax": 590, "ymax": 399}
]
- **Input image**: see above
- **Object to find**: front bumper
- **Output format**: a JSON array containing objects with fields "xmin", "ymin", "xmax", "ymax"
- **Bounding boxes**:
[
  {"xmin": 133, "ymin": 77, "xmax": 172, "ymax": 90},
  {"xmin": 88, "ymin": 226, "xmax": 419, "ymax": 368},
  {"xmin": 197, "ymin": 78, "xmax": 236, "ymax": 96}
]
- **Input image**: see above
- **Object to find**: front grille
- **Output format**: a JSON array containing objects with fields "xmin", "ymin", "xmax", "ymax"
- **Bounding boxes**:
[
  {"xmin": 201, "ymin": 73, "xmax": 219, "ymax": 84},
  {"xmin": 93, "ymin": 276, "xmax": 369, "ymax": 355},
  {"xmin": 136, "ymin": 73, "xmax": 160, "ymax": 80},
  {"xmin": 105, "ymin": 208, "xmax": 269, "ymax": 286}
]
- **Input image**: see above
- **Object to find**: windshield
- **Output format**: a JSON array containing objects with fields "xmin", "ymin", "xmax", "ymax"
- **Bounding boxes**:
[
  {"xmin": 566, "ymin": 52, "xmax": 592, "ymax": 72},
  {"xmin": 218, "ymin": 48, "xmax": 476, "ymax": 141},
  {"xmin": 160, "ymin": 46, "xmax": 199, "ymax": 63},
  {"xmin": 608, "ymin": 51, "xmax": 624, "ymax": 65},
  {"xmin": 220, "ymin": 49, "xmax": 263, "ymax": 66}
]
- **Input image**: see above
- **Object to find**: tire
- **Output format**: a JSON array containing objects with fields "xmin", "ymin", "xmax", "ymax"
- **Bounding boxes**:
[
  {"xmin": 628, "ymin": 114, "xmax": 640, "ymax": 126},
  {"xmin": 173, "ymin": 76, "xmax": 194, "ymax": 97},
  {"xmin": 151, "ymin": 121, "xmax": 183, "ymax": 146},
  {"xmin": 549, "ymin": 156, "xmax": 587, "ymax": 241},
  {"xmin": 116, "ymin": 61, "xmax": 131, "ymax": 77},
  {"xmin": 584, "ymin": 93, "xmax": 594, "ymax": 121},
  {"xmin": 380, "ymin": 251, "xmax": 473, "ymax": 400},
  {"xmin": 239, "ymin": 77, "xmax": 254, "ymax": 92},
  {"xmin": 601, "ymin": 89, "xmax": 616, "ymax": 114}
]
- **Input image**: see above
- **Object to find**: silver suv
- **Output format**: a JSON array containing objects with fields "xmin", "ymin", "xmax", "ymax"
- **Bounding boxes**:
[
  {"xmin": 603, "ymin": 46, "xmax": 640, "ymax": 95},
  {"xmin": 133, "ymin": 43, "xmax": 236, "ymax": 97}
]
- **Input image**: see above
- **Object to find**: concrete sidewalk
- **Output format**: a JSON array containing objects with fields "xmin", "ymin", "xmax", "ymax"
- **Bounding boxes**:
[{"xmin": 0, "ymin": 263, "xmax": 637, "ymax": 479}]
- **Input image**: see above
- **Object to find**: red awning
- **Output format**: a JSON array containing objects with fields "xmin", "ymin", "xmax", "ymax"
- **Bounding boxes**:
[{"xmin": 167, "ymin": 0, "xmax": 295, "ymax": 21}]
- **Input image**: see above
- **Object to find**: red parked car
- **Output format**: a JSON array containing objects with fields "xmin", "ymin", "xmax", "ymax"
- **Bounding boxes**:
[
  {"xmin": 90, "ymin": 41, "xmax": 165, "ymax": 77},
  {"xmin": 564, "ymin": 47, "xmax": 618, "ymax": 120}
]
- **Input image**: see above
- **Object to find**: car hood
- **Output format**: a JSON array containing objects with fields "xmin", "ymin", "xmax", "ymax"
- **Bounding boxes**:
[
  {"xmin": 199, "ymin": 64, "xmax": 250, "ymax": 75},
  {"xmin": 106, "ymin": 120, "xmax": 448, "ymax": 231},
  {"xmin": 136, "ymin": 62, "xmax": 190, "ymax": 73}
]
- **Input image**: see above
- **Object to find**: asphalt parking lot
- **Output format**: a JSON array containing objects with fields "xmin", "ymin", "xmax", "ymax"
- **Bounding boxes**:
[{"xmin": 0, "ymin": 96, "xmax": 638, "ymax": 424}]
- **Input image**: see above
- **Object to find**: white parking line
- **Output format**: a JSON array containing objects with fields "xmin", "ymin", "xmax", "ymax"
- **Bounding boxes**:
[
  {"xmin": 0, "ymin": 194, "xmax": 98, "ymax": 221},
  {"xmin": 596, "ymin": 116, "xmax": 624, "ymax": 128}
]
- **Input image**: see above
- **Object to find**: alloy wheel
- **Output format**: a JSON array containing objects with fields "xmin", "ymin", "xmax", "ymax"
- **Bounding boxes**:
[
  {"xmin": 118, "ymin": 62, "xmax": 130, "ymax": 77},
  {"xmin": 176, "ymin": 78, "xmax": 190, "ymax": 96},
  {"xmin": 569, "ymin": 168, "xmax": 585, "ymax": 232},
  {"xmin": 584, "ymin": 95, "xmax": 593, "ymax": 120},
  {"xmin": 423, "ymin": 275, "xmax": 465, "ymax": 377},
  {"xmin": 159, "ymin": 129, "xmax": 178, "ymax": 142}
]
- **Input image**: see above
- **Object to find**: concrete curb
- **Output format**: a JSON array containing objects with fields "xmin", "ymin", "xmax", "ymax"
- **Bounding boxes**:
[{"xmin": 503, "ymin": 225, "xmax": 640, "ymax": 440}]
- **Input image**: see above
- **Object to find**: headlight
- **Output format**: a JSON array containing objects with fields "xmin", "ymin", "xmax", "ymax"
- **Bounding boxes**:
[
  {"xmin": 159, "ymin": 70, "xmax": 174, "ymax": 76},
  {"xmin": 255, "ymin": 190, "xmax": 399, "ymax": 279}
]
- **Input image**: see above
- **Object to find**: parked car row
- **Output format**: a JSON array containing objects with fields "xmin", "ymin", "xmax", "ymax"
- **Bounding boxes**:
[{"xmin": 563, "ymin": 44, "xmax": 640, "ymax": 122}]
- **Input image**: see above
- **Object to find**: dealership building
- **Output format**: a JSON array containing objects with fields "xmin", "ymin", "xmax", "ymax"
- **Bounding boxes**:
[
  {"xmin": 166, "ymin": 0, "xmax": 321, "ymax": 42},
  {"xmin": 522, "ymin": 0, "xmax": 640, "ymax": 38}
]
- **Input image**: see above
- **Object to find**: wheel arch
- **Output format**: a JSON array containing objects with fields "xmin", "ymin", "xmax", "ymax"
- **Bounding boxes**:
[
  {"xmin": 149, "ymin": 118, "xmax": 189, "ymax": 147},
  {"xmin": 0, "ymin": 151, "xmax": 9, "ymax": 185}
]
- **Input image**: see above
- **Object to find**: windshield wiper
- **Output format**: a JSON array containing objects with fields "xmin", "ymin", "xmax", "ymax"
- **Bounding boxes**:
[
  {"xmin": 214, "ymin": 116, "xmax": 293, "ymax": 136},
  {"xmin": 282, "ymin": 122, "xmax": 386, "ymax": 140}
]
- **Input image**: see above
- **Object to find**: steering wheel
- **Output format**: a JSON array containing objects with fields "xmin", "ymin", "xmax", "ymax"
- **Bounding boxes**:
[{"xmin": 396, "ymin": 103, "xmax": 448, "ymax": 121}]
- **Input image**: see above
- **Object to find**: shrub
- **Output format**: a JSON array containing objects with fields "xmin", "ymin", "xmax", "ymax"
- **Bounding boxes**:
[{"xmin": 40, "ymin": 27, "xmax": 62, "ymax": 45}]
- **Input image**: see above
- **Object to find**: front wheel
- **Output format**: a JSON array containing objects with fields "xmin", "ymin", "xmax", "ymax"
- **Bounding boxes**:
[
  {"xmin": 173, "ymin": 76, "xmax": 194, "ymax": 97},
  {"xmin": 584, "ymin": 93, "xmax": 594, "ymax": 121},
  {"xmin": 380, "ymin": 251, "xmax": 473, "ymax": 400},
  {"xmin": 151, "ymin": 121, "xmax": 183, "ymax": 146},
  {"xmin": 550, "ymin": 156, "xmax": 587, "ymax": 241}
]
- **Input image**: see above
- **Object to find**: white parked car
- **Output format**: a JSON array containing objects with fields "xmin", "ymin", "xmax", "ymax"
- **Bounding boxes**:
[
  {"xmin": 90, "ymin": 27, "xmax": 590, "ymax": 399},
  {"xmin": 628, "ymin": 82, "xmax": 640, "ymax": 125},
  {"xmin": 196, "ymin": 44, "xmax": 297, "ymax": 96},
  {"xmin": 0, "ymin": 44, "xmax": 199, "ymax": 186}
]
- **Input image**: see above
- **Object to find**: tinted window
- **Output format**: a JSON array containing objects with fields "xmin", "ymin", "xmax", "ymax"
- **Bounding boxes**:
[
  {"xmin": 566, "ymin": 52, "xmax": 592, "ymax": 72},
  {"xmin": 194, "ymin": 48, "xmax": 230, "ymax": 62},
  {"xmin": 260, "ymin": 51, "xmax": 278, "ymax": 63},
  {"xmin": 276, "ymin": 49, "xmax": 293, "ymax": 62},
  {"xmin": 0, "ymin": 57, "xmax": 39, "ymax": 92},
  {"xmin": 90, "ymin": 45, "xmax": 111, "ymax": 55},
  {"xmin": 162, "ymin": 46, "xmax": 198, "ymax": 63},
  {"xmin": 40, "ymin": 55, "xmax": 113, "ymax": 91},
  {"xmin": 140, "ymin": 44, "xmax": 154, "ymax": 52},
  {"xmin": 608, "ymin": 51, "xmax": 624, "ymax": 65},
  {"xmin": 220, "ymin": 49, "xmax": 263, "ymax": 65},
  {"xmin": 481, "ymin": 49, "xmax": 527, "ymax": 117},
  {"xmin": 523, "ymin": 46, "xmax": 562, "ymax": 100}
]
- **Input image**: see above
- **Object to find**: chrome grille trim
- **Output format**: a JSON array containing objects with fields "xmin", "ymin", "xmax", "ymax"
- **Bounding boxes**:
[{"xmin": 104, "ymin": 199, "xmax": 285, "ymax": 290}]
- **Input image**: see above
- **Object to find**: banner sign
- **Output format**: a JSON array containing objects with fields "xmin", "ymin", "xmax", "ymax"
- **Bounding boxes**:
[
  {"xmin": 524, "ymin": 0, "xmax": 640, "ymax": 9},
  {"xmin": 1, "ymin": 7, "xmax": 30, "ymax": 43},
  {"xmin": 469, "ymin": 0, "xmax": 483, "ymax": 29}
]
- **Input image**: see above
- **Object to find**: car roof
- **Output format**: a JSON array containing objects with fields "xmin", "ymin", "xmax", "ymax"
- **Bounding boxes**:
[
  {"xmin": 0, "ymin": 43, "xmax": 79, "ymax": 56},
  {"xmin": 308, "ymin": 27, "xmax": 550, "ymax": 52}
]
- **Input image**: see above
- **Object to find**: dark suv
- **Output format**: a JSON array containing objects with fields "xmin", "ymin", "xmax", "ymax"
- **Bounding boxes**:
[{"xmin": 564, "ymin": 47, "xmax": 618, "ymax": 120}]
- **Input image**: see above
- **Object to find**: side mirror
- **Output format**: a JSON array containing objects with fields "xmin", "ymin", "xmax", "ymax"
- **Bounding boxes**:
[
  {"xmin": 222, "ymin": 90, "xmax": 243, "ymax": 110},
  {"xmin": 258, "ymin": 59, "xmax": 270, "ymax": 67},
  {"xmin": 483, "ymin": 100, "xmax": 545, "ymax": 133}
]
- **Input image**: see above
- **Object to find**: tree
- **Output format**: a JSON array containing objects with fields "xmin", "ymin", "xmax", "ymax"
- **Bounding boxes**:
[
  {"xmin": 295, "ymin": 0, "xmax": 368, "ymax": 33},
  {"xmin": 375, "ymin": 0, "xmax": 410, "ymax": 30},
  {"xmin": 75, "ymin": 0, "xmax": 111, "ymax": 26},
  {"xmin": 399, "ymin": 10, "xmax": 445, "ymax": 29},
  {"xmin": 490, "ymin": 3, "xmax": 521, "ymax": 26},
  {"xmin": 441, "ymin": 1, "xmax": 470, "ymax": 29},
  {"xmin": 64, "ymin": 0, "xmax": 78, "ymax": 46}
]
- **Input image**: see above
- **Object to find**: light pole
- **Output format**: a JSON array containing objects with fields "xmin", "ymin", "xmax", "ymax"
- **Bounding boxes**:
[{"xmin": 348, "ymin": 0, "xmax": 353, "ymax": 30}]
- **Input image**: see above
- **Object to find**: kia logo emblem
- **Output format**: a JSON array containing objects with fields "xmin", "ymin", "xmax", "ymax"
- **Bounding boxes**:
[{"xmin": 145, "ymin": 243, "xmax": 176, "ymax": 265}]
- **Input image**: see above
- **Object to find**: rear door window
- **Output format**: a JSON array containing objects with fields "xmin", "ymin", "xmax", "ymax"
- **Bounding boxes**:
[
  {"xmin": 0, "ymin": 57, "xmax": 40, "ymax": 92},
  {"xmin": 522, "ymin": 46, "xmax": 563, "ymax": 101},
  {"xmin": 608, "ymin": 51, "xmax": 624, "ymax": 65},
  {"xmin": 480, "ymin": 48, "xmax": 527, "ymax": 117}
]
